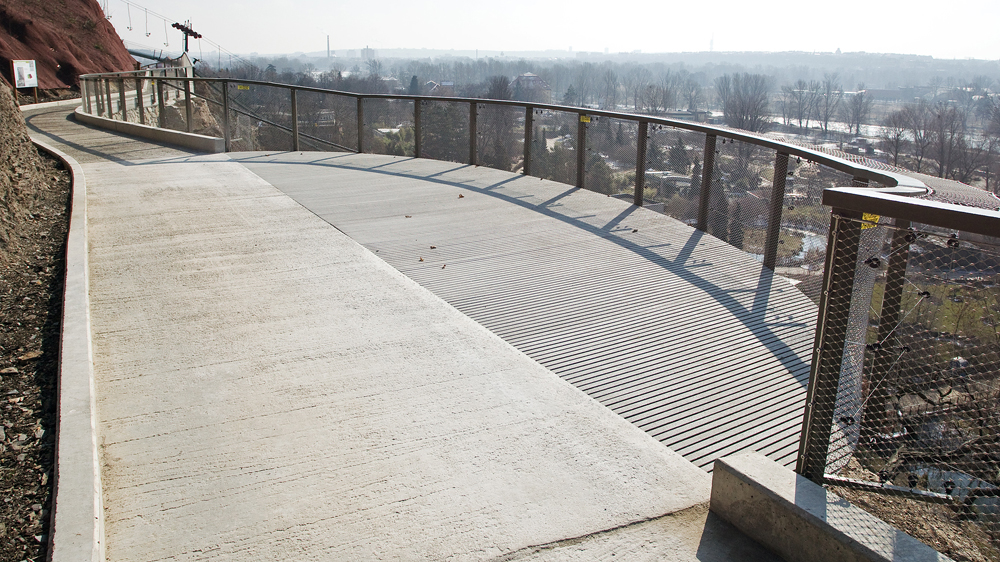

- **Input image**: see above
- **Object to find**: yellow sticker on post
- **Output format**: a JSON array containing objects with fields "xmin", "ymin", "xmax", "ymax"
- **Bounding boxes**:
[
  {"xmin": 579, "ymin": 115, "xmax": 590, "ymax": 123},
  {"xmin": 861, "ymin": 212, "xmax": 880, "ymax": 229},
  {"xmin": 237, "ymin": 85, "xmax": 250, "ymax": 90}
]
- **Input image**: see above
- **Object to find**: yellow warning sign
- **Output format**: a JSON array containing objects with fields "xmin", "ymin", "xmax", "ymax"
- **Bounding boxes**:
[
  {"xmin": 237, "ymin": 85, "xmax": 250, "ymax": 90},
  {"xmin": 861, "ymin": 212, "xmax": 880, "ymax": 229},
  {"xmin": 579, "ymin": 115, "xmax": 591, "ymax": 123}
]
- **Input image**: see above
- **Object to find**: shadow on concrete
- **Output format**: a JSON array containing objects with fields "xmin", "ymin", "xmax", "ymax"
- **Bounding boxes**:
[{"xmin": 232, "ymin": 152, "xmax": 811, "ymax": 389}]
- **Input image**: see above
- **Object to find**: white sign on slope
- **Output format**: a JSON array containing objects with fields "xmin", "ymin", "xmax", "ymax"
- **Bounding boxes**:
[{"xmin": 13, "ymin": 60, "xmax": 38, "ymax": 89}]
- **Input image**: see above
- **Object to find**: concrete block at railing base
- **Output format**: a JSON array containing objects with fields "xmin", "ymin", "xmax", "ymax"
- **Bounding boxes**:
[
  {"xmin": 710, "ymin": 452, "xmax": 953, "ymax": 562},
  {"xmin": 74, "ymin": 107, "xmax": 224, "ymax": 153}
]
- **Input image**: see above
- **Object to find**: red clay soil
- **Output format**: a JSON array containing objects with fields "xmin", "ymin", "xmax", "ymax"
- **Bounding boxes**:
[{"xmin": 0, "ymin": 0, "xmax": 135, "ymax": 89}]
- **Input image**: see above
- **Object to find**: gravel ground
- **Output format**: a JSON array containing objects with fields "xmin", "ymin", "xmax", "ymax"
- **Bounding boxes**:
[
  {"xmin": 0, "ymin": 152, "xmax": 69, "ymax": 561},
  {"xmin": 1, "ymin": 80, "xmax": 71, "ymax": 562}
]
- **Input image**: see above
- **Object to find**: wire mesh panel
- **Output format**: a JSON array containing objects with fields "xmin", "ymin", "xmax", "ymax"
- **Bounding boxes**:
[
  {"xmin": 651, "ymin": 126, "xmax": 706, "ymax": 224},
  {"xmin": 780, "ymin": 163, "xmax": 858, "ymax": 304},
  {"xmin": 192, "ymin": 80, "xmax": 225, "ymax": 137},
  {"xmin": 158, "ymin": 76, "xmax": 198, "ymax": 133},
  {"xmin": 525, "ymin": 109, "xmax": 577, "ymax": 186},
  {"xmin": 804, "ymin": 214, "xmax": 1000, "ymax": 551},
  {"xmin": 709, "ymin": 137, "xmax": 772, "ymax": 245},
  {"xmin": 584, "ymin": 116, "xmax": 637, "ymax": 197},
  {"xmin": 226, "ymin": 82, "xmax": 293, "ymax": 152},
  {"xmin": 363, "ymin": 98, "xmax": 414, "ymax": 156},
  {"xmin": 294, "ymin": 91, "xmax": 357, "ymax": 152},
  {"xmin": 420, "ymin": 100, "xmax": 469, "ymax": 165},
  {"xmin": 476, "ymin": 102, "xmax": 522, "ymax": 173}
]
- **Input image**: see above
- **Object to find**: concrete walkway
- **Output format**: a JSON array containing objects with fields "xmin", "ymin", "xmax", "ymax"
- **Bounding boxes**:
[{"xmin": 25, "ymin": 105, "xmax": 783, "ymax": 560}]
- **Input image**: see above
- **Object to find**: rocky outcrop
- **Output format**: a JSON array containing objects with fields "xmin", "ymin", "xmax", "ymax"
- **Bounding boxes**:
[{"xmin": 0, "ymin": 0, "xmax": 135, "ymax": 90}]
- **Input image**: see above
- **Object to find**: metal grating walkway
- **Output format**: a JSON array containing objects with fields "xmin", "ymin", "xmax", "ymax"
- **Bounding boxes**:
[{"xmin": 236, "ymin": 152, "xmax": 817, "ymax": 470}]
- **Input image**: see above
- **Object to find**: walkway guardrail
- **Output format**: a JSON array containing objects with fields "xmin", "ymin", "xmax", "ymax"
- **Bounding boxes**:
[
  {"xmin": 797, "ymin": 186, "xmax": 1000, "ymax": 544},
  {"xmin": 78, "ymin": 69, "xmax": 924, "ymax": 286}
]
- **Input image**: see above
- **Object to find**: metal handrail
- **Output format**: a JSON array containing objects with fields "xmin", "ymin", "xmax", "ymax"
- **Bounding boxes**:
[
  {"xmin": 79, "ymin": 70, "xmax": 924, "ymax": 190},
  {"xmin": 822, "ymin": 186, "xmax": 1000, "ymax": 237}
]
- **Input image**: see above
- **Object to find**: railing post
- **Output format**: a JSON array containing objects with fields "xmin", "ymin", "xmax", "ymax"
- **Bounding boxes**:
[
  {"xmin": 469, "ymin": 102, "xmax": 478, "ymax": 166},
  {"xmin": 184, "ymin": 78, "xmax": 193, "ymax": 133},
  {"xmin": 697, "ymin": 134, "xmax": 717, "ymax": 231},
  {"xmin": 222, "ymin": 80, "xmax": 231, "ymax": 152},
  {"xmin": 796, "ymin": 208, "xmax": 863, "ymax": 482},
  {"xmin": 576, "ymin": 114, "xmax": 587, "ymax": 188},
  {"xmin": 356, "ymin": 97, "xmax": 364, "ymax": 153},
  {"xmin": 104, "ymin": 79, "xmax": 112, "ymax": 118},
  {"xmin": 523, "ymin": 106, "xmax": 533, "ymax": 176},
  {"xmin": 135, "ymin": 76, "xmax": 145, "ymax": 125},
  {"xmin": 157, "ymin": 79, "xmax": 165, "ymax": 128},
  {"xmin": 291, "ymin": 88, "xmax": 300, "ymax": 152},
  {"xmin": 763, "ymin": 152, "xmax": 789, "ymax": 270},
  {"xmin": 414, "ymin": 100, "xmax": 421, "ymax": 158},
  {"xmin": 82, "ymin": 79, "xmax": 91, "ymax": 114},
  {"xmin": 118, "ymin": 78, "xmax": 127, "ymax": 121},
  {"xmin": 635, "ymin": 121, "xmax": 648, "ymax": 206}
]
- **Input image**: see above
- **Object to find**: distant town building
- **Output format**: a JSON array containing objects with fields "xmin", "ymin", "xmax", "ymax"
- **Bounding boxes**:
[
  {"xmin": 426, "ymin": 81, "xmax": 455, "ymax": 97},
  {"xmin": 361, "ymin": 46, "xmax": 376, "ymax": 61},
  {"xmin": 509, "ymin": 73, "xmax": 551, "ymax": 103}
]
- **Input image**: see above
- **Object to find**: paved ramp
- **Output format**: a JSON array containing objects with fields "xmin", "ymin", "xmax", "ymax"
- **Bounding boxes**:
[
  {"xmin": 236, "ymin": 152, "xmax": 816, "ymax": 470},
  {"xmin": 25, "ymin": 106, "xmax": 785, "ymax": 561}
]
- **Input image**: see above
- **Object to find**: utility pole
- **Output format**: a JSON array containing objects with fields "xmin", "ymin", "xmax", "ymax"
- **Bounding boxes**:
[{"xmin": 171, "ymin": 20, "xmax": 202, "ymax": 53}]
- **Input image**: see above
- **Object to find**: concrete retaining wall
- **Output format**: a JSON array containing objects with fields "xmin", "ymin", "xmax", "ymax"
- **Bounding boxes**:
[
  {"xmin": 74, "ymin": 106, "xmax": 224, "ymax": 153},
  {"xmin": 710, "ymin": 451, "xmax": 953, "ymax": 562}
]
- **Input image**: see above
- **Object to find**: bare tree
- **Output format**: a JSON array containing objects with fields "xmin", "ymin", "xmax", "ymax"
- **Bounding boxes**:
[
  {"xmin": 656, "ymin": 72, "xmax": 680, "ymax": 113},
  {"xmin": 878, "ymin": 109, "xmax": 909, "ymax": 167},
  {"xmin": 683, "ymin": 78, "xmax": 703, "ymax": 112},
  {"xmin": 574, "ymin": 64, "xmax": 596, "ymax": 107},
  {"xmin": 485, "ymin": 75, "xmax": 511, "ymax": 100},
  {"xmin": 600, "ymin": 68, "xmax": 619, "ymax": 110},
  {"xmin": 931, "ymin": 103, "xmax": 966, "ymax": 179},
  {"xmin": 840, "ymin": 84, "xmax": 874, "ymax": 136},
  {"xmin": 714, "ymin": 73, "xmax": 772, "ymax": 133},
  {"xmin": 622, "ymin": 66, "xmax": 651, "ymax": 112},
  {"xmin": 817, "ymin": 73, "xmax": 843, "ymax": 133},
  {"xmin": 904, "ymin": 101, "xmax": 934, "ymax": 173}
]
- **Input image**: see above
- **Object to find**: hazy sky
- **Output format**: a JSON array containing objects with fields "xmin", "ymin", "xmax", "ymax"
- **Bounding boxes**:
[{"xmin": 104, "ymin": 0, "xmax": 1000, "ymax": 60}]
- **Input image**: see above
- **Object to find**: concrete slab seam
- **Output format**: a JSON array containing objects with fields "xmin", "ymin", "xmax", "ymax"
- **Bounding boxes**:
[
  {"xmin": 31, "ymin": 137, "xmax": 105, "ymax": 562},
  {"xmin": 73, "ymin": 106, "xmax": 224, "ymax": 153}
]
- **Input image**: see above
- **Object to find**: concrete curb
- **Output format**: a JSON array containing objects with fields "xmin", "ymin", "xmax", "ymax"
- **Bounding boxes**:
[
  {"xmin": 710, "ymin": 451, "xmax": 953, "ymax": 562},
  {"xmin": 31, "ymin": 137, "xmax": 105, "ymax": 562},
  {"xmin": 19, "ymin": 98, "xmax": 83, "ymax": 110},
  {"xmin": 73, "ymin": 106, "xmax": 224, "ymax": 153}
]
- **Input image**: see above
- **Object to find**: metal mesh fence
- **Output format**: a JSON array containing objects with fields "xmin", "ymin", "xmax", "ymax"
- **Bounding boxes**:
[
  {"xmin": 525, "ymin": 109, "xmax": 577, "ymax": 186},
  {"xmin": 364, "ymin": 98, "xmax": 414, "ymax": 157},
  {"xmin": 651, "ymin": 126, "xmax": 705, "ymax": 225},
  {"xmin": 420, "ymin": 100, "xmax": 470, "ymax": 165},
  {"xmin": 780, "ymin": 162, "xmax": 859, "ymax": 304},
  {"xmin": 709, "ymin": 137, "xmax": 772, "ymax": 245},
  {"xmin": 476, "ymin": 102, "xmax": 522, "ymax": 173},
  {"xmin": 584, "ymin": 116, "xmax": 637, "ymax": 197},
  {"xmin": 225, "ymin": 82, "xmax": 293, "ymax": 152},
  {"xmin": 803, "ymin": 213, "xmax": 1000, "ymax": 552},
  {"xmin": 300, "ymin": 92, "xmax": 359, "ymax": 153}
]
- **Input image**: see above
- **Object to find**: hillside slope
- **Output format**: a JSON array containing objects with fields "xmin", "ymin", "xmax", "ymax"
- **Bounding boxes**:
[{"xmin": 0, "ymin": 0, "xmax": 134, "ymax": 89}]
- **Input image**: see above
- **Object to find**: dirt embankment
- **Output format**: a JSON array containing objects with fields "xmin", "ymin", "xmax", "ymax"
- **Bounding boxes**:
[
  {"xmin": 0, "ymin": 0, "xmax": 135, "ymax": 90},
  {"xmin": 0, "ymin": 78, "xmax": 70, "ymax": 562},
  {"xmin": 0, "ymin": 79, "xmax": 47, "ymax": 265}
]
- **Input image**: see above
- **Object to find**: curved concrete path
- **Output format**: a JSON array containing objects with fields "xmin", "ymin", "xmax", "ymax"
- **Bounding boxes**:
[{"xmin": 25, "ymin": 107, "xmax": 784, "ymax": 560}]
